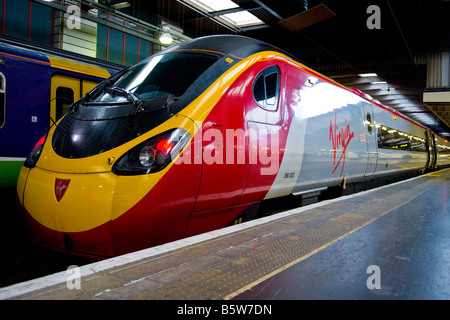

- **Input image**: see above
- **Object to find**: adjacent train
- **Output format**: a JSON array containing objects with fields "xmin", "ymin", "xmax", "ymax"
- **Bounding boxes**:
[
  {"xmin": 17, "ymin": 35, "xmax": 450, "ymax": 258},
  {"xmin": 0, "ymin": 38, "xmax": 120, "ymax": 189}
]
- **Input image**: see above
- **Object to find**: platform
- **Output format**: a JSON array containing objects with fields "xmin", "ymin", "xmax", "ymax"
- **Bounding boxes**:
[{"xmin": 1, "ymin": 168, "xmax": 449, "ymax": 300}]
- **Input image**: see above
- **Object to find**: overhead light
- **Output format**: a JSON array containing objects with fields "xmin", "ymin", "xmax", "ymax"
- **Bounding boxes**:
[
  {"xmin": 112, "ymin": 2, "xmax": 131, "ymax": 9},
  {"xmin": 188, "ymin": 0, "xmax": 238, "ymax": 11},
  {"xmin": 370, "ymin": 81, "xmax": 387, "ymax": 85},
  {"xmin": 359, "ymin": 73, "xmax": 378, "ymax": 77},
  {"xmin": 159, "ymin": 24, "xmax": 173, "ymax": 45},
  {"xmin": 183, "ymin": 0, "xmax": 264, "ymax": 29},
  {"xmin": 219, "ymin": 11, "xmax": 263, "ymax": 27},
  {"xmin": 159, "ymin": 32, "xmax": 173, "ymax": 45}
]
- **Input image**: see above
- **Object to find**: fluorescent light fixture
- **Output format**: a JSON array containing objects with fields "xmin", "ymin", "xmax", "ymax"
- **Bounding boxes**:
[
  {"xmin": 184, "ymin": 0, "xmax": 264, "ymax": 28},
  {"xmin": 219, "ymin": 11, "xmax": 263, "ymax": 27},
  {"xmin": 358, "ymin": 73, "xmax": 378, "ymax": 77},
  {"xmin": 188, "ymin": 0, "xmax": 238, "ymax": 12},
  {"xmin": 371, "ymin": 81, "xmax": 387, "ymax": 85},
  {"xmin": 112, "ymin": 2, "xmax": 131, "ymax": 9}
]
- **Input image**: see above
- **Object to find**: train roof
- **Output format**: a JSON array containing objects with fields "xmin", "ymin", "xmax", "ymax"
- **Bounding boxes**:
[{"xmin": 165, "ymin": 35, "xmax": 287, "ymax": 60}]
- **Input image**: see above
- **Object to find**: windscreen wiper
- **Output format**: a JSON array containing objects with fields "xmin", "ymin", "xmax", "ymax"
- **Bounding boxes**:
[
  {"xmin": 71, "ymin": 66, "xmax": 132, "ymax": 111},
  {"xmin": 104, "ymin": 87, "xmax": 143, "ymax": 111}
]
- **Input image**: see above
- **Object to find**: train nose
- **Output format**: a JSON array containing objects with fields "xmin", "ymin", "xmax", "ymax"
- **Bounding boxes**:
[{"xmin": 18, "ymin": 166, "xmax": 119, "ymax": 258}]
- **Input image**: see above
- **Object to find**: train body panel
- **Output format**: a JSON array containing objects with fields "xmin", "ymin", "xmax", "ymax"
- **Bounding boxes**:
[
  {"xmin": 292, "ymin": 79, "xmax": 370, "ymax": 193},
  {"xmin": 16, "ymin": 35, "xmax": 450, "ymax": 258},
  {"xmin": 0, "ymin": 45, "xmax": 51, "ymax": 159}
]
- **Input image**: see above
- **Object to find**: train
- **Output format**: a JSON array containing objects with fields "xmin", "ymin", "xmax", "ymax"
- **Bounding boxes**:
[
  {"xmin": 0, "ymin": 38, "xmax": 120, "ymax": 189},
  {"xmin": 16, "ymin": 35, "xmax": 450, "ymax": 258}
]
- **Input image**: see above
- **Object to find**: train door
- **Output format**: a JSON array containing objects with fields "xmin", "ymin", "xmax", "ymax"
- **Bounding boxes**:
[
  {"xmin": 82, "ymin": 80, "xmax": 98, "ymax": 96},
  {"xmin": 425, "ymin": 131, "xmax": 437, "ymax": 170},
  {"xmin": 236, "ymin": 64, "xmax": 285, "ymax": 204},
  {"xmin": 50, "ymin": 75, "xmax": 99, "ymax": 126},
  {"xmin": 431, "ymin": 133, "xmax": 438, "ymax": 169},
  {"xmin": 190, "ymin": 64, "xmax": 283, "ymax": 213},
  {"xmin": 50, "ymin": 75, "xmax": 79, "ymax": 126},
  {"xmin": 364, "ymin": 103, "xmax": 377, "ymax": 176}
]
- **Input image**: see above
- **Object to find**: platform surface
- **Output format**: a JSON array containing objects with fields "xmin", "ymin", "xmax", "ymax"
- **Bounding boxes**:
[{"xmin": 1, "ymin": 168, "xmax": 449, "ymax": 300}]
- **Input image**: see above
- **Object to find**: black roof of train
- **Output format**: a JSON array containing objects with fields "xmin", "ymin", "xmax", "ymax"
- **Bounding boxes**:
[{"xmin": 166, "ymin": 35, "xmax": 287, "ymax": 60}]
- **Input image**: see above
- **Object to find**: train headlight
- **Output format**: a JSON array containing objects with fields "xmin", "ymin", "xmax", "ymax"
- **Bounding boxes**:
[
  {"xmin": 24, "ymin": 134, "xmax": 47, "ymax": 168},
  {"xmin": 138, "ymin": 145, "xmax": 156, "ymax": 167},
  {"xmin": 113, "ymin": 128, "xmax": 190, "ymax": 175}
]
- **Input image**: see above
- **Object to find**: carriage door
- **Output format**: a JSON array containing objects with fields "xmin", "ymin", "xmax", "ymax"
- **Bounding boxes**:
[
  {"xmin": 425, "ymin": 131, "xmax": 437, "ymax": 170},
  {"xmin": 50, "ymin": 75, "xmax": 99, "ymax": 127},
  {"xmin": 237, "ymin": 64, "xmax": 284, "ymax": 203},
  {"xmin": 82, "ymin": 80, "xmax": 98, "ymax": 96},
  {"xmin": 364, "ymin": 103, "xmax": 377, "ymax": 176},
  {"xmin": 50, "ymin": 75, "xmax": 80, "ymax": 127}
]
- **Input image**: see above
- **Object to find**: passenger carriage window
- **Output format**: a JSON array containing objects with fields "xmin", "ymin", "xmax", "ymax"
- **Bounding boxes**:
[
  {"xmin": 55, "ymin": 87, "xmax": 74, "ymax": 120},
  {"xmin": 0, "ymin": 73, "xmax": 5, "ymax": 129},
  {"xmin": 366, "ymin": 112, "xmax": 373, "ymax": 134},
  {"xmin": 253, "ymin": 66, "xmax": 280, "ymax": 111},
  {"xmin": 377, "ymin": 124, "xmax": 426, "ymax": 152}
]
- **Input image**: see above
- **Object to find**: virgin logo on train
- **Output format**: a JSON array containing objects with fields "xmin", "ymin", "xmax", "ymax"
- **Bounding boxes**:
[
  {"xmin": 55, "ymin": 179, "xmax": 71, "ymax": 202},
  {"xmin": 329, "ymin": 110, "xmax": 354, "ymax": 177}
]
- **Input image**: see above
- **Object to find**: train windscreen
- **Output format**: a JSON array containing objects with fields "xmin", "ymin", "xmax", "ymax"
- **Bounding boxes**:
[
  {"xmin": 85, "ymin": 52, "xmax": 218, "ymax": 104},
  {"xmin": 51, "ymin": 52, "xmax": 219, "ymax": 159}
]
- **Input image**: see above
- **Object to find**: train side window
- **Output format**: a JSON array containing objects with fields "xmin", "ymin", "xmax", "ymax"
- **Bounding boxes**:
[
  {"xmin": 0, "ymin": 73, "xmax": 5, "ymax": 129},
  {"xmin": 366, "ymin": 112, "xmax": 373, "ymax": 134},
  {"xmin": 55, "ymin": 87, "xmax": 74, "ymax": 120},
  {"xmin": 253, "ymin": 66, "xmax": 280, "ymax": 111}
]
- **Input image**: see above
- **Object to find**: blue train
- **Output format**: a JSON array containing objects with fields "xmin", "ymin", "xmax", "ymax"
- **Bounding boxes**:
[{"xmin": 0, "ymin": 38, "xmax": 121, "ymax": 189}]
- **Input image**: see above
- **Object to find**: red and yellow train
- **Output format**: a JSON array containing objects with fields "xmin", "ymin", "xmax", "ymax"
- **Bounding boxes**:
[{"xmin": 17, "ymin": 35, "xmax": 450, "ymax": 258}]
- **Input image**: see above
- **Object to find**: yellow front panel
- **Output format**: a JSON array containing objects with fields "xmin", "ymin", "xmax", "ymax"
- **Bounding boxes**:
[{"xmin": 24, "ymin": 168, "xmax": 118, "ymax": 232}]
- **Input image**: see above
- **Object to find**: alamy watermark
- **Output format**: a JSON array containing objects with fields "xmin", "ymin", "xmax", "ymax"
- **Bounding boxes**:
[
  {"xmin": 66, "ymin": 265, "xmax": 81, "ymax": 290},
  {"xmin": 366, "ymin": 5, "xmax": 381, "ymax": 30},
  {"xmin": 66, "ymin": 5, "xmax": 81, "ymax": 30},
  {"xmin": 366, "ymin": 265, "xmax": 381, "ymax": 290},
  {"xmin": 174, "ymin": 126, "xmax": 280, "ymax": 176}
]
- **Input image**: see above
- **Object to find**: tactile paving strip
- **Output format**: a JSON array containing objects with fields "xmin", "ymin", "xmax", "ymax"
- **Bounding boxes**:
[{"xmin": 136, "ymin": 177, "xmax": 436, "ymax": 300}]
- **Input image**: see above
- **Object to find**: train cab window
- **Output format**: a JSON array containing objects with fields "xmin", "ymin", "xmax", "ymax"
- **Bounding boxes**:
[
  {"xmin": 253, "ymin": 66, "xmax": 280, "ymax": 111},
  {"xmin": 55, "ymin": 87, "xmax": 74, "ymax": 120},
  {"xmin": 0, "ymin": 73, "xmax": 5, "ymax": 128},
  {"xmin": 87, "ymin": 52, "xmax": 218, "ymax": 104}
]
